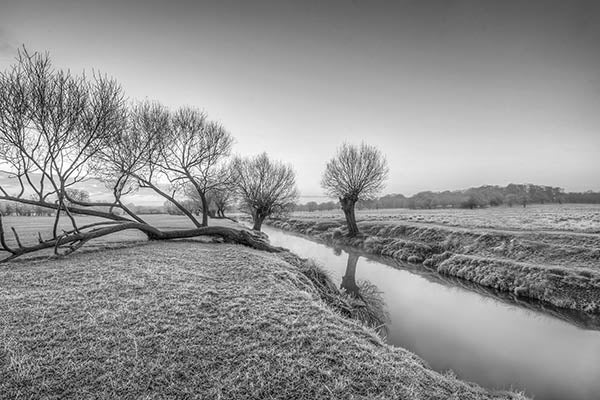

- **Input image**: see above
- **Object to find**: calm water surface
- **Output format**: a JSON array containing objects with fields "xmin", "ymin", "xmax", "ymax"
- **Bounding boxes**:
[{"xmin": 262, "ymin": 226, "xmax": 600, "ymax": 400}]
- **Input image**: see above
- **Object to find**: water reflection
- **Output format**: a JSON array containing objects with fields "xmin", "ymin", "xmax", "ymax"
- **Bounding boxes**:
[
  {"xmin": 340, "ymin": 251, "xmax": 389, "ymax": 337},
  {"xmin": 340, "ymin": 252, "xmax": 360, "ymax": 296}
]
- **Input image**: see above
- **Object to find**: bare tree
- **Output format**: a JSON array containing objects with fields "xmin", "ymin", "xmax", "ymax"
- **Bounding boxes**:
[
  {"xmin": 64, "ymin": 188, "xmax": 90, "ymax": 206},
  {"xmin": 321, "ymin": 143, "xmax": 388, "ymax": 236},
  {"xmin": 0, "ymin": 48, "xmax": 126, "ymax": 232},
  {"xmin": 233, "ymin": 153, "xmax": 298, "ymax": 231},
  {"xmin": 183, "ymin": 185, "xmax": 205, "ymax": 216},
  {"xmin": 0, "ymin": 49, "xmax": 281, "ymax": 262},
  {"xmin": 207, "ymin": 163, "xmax": 238, "ymax": 219},
  {"xmin": 158, "ymin": 107, "xmax": 233, "ymax": 226},
  {"xmin": 210, "ymin": 187, "xmax": 233, "ymax": 218},
  {"xmin": 183, "ymin": 163, "xmax": 237, "ymax": 219},
  {"xmin": 91, "ymin": 100, "xmax": 168, "ymax": 224}
]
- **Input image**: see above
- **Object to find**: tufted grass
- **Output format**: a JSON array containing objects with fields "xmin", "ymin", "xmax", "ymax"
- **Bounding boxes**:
[{"xmin": 0, "ymin": 241, "xmax": 527, "ymax": 399}]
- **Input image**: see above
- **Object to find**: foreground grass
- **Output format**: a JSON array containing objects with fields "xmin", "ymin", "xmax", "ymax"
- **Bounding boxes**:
[{"xmin": 0, "ymin": 241, "xmax": 526, "ymax": 399}]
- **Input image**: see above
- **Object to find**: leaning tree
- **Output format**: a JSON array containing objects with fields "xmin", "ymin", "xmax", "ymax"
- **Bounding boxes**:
[
  {"xmin": 0, "ymin": 49, "xmax": 281, "ymax": 262},
  {"xmin": 321, "ymin": 143, "xmax": 388, "ymax": 236},
  {"xmin": 233, "ymin": 152, "xmax": 298, "ymax": 231}
]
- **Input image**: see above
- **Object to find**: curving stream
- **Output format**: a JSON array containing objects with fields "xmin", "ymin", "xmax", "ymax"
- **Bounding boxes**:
[{"xmin": 262, "ymin": 226, "xmax": 600, "ymax": 400}]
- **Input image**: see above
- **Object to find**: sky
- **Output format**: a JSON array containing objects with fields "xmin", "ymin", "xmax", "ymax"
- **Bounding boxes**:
[{"xmin": 1, "ymin": 0, "xmax": 599, "ymax": 203}]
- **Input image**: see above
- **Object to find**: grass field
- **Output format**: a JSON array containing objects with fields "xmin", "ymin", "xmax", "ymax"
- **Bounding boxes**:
[
  {"xmin": 269, "ymin": 204, "xmax": 600, "ymax": 313},
  {"xmin": 292, "ymin": 204, "xmax": 600, "ymax": 233},
  {"xmin": 0, "ymin": 231, "xmax": 527, "ymax": 399}
]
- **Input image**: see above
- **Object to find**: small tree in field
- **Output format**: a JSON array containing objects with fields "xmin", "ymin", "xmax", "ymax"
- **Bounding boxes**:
[
  {"xmin": 321, "ymin": 143, "xmax": 388, "ymax": 236},
  {"xmin": 233, "ymin": 153, "xmax": 298, "ymax": 231},
  {"xmin": 65, "ymin": 189, "xmax": 90, "ymax": 204},
  {"xmin": 206, "ymin": 163, "xmax": 238, "ymax": 219}
]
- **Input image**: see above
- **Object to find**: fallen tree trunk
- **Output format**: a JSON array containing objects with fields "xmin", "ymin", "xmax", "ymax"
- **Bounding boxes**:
[
  {"xmin": 151, "ymin": 226, "xmax": 284, "ymax": 252},
  {"xmin": 0, "ymin": 217, "xmax": 285, "ymax": 263}
]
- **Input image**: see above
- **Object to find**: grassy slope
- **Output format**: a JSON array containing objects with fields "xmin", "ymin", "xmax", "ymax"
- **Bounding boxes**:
[
  {"xmin": 0, "ymin": 241, "xmax": 525, "ymax": 400},
  {"xmin": 267, "ymin": 214, "xmax": 600, "ymax": 314}
]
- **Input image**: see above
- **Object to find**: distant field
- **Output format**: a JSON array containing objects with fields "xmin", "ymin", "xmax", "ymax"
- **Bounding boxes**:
[{"xmin": 292, "ymin": 204, "xmax": 600, "ymax": 233}]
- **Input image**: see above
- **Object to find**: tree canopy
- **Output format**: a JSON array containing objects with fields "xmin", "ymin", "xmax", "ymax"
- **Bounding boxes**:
[{"xmin": 321, "ymin": 143, "xmax": 389, "ymax": 202}]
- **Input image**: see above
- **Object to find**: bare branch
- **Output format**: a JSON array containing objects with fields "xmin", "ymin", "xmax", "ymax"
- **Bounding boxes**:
[{"xmin": 10, "ymin": 227, "xmax": 23, "ymax": 248}]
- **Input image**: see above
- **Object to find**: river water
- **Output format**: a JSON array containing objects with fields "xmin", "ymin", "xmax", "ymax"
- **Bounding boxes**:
[{"xmin": 262, "ymin": 226, "xmax": 600, "ymax": 400}]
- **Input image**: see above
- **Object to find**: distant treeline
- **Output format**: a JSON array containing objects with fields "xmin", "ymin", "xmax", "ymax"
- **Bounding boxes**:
[
  {"xmin": 295, "ymin": 184, "xmax": 600, "ymax": 211},
  {"xmin": 3, "ymin": 183, "xmax": 599, "ymax": 217},
  {"xmin": 0, "ymin": 201, "xmax": 55, "ymax": 216},
  {"xmin": 0, "ymin": 199, "xmax": 199, "ymax": 217}
]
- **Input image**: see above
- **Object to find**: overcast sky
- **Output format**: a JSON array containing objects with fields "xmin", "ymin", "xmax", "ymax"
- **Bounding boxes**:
[{"xmin": 1, "ymin": 0, "xmax": 599, "ymax": 202}]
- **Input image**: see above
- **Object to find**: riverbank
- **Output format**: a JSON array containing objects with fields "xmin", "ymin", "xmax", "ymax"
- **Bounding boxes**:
[
  {"xmin": 0, "ymin": 240, "xmax": 526, "ymax": 399},
  {"xmin": 266, "ymin": 217, "xmax": 600, "ymax": 314}
]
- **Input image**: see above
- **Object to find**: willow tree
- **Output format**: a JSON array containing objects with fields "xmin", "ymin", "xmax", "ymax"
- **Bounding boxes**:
[
  {"xmin": 0, "ymin": 49, "xmax": 280, "ymax": 262},
  {"xmin": 321, "ymin": 143, "xmax": 388, "ymax": 236},
  {"xmin": 233, "ymin": 152, "xmax": 298, "ymax": 231}
]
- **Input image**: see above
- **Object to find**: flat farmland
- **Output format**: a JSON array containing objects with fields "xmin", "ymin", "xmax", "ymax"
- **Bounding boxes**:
[{"xmin": 293, "ymin": 204, "xmax": 600, "ymax": 233}]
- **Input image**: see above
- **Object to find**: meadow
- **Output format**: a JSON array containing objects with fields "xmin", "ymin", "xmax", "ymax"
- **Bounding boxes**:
[
  {"xmin": 292, "ymin": 204, "xmax": 600, "ymax": 233},
  {"xmin": 0, "ymin": 215, "xmax": 528, "ymax": 399}
]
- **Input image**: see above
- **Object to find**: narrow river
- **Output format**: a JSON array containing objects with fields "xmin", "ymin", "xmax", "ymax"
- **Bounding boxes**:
[{"xmin": 262, "ymin": 226, "xmax": 600, "ymax": 400}]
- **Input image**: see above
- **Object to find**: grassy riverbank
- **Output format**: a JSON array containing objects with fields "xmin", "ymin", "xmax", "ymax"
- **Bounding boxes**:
[
  {"xmin": 0, "ymin": 240, "xmax": 526, "ymax": 399},
  {"xmin": 267, "ymin": 212, "xmax": 600, "ymax": 314}
]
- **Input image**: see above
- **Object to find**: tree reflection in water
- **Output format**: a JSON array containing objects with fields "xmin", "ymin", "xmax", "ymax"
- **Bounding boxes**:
[
  {"xmin": 341, "ymin": 253, "xmax": 361, "ymax": 296},
  {"xmin": 338, "ymin": 249, "xmax": 390, "ymax": 337}
]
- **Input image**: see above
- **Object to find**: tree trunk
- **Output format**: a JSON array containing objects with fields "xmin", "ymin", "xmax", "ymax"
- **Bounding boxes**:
[
  {"xmin": 0, "ymin": 219, "xmax": 285, "ymax": 263},
  {"xmin": 341, "ymin": 253, "xmax": 360, "ymax": 297},
  {"xmin": 200, "ymin": 191, "xmax": 209, "ymax": 226},
  {"xmin": 340, "ymin": 197, "xmax": 359, "ymax": 236},
  {"xmin": 252, "ymin": 214, "xmax": 265, "ymax": 231}
]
